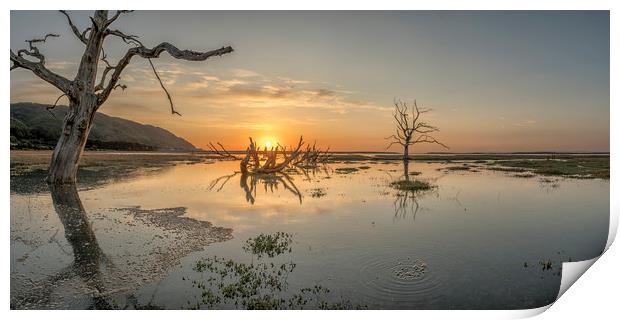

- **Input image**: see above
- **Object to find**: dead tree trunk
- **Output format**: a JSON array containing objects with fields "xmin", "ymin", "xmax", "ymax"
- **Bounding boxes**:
[
  {"xmin": 403, "ymin": 156, "xmax": 410, "ymax": 181},
  {"xmin": 48, "ymin": 98, "xmax": 98, "ymax": 183},
  {"xmin": 11, "ymin": 10, "xmax": 233, "ymax": 184},
  {"xmin": 48, "ymin": 11, "xmax": 107, "ymax": 183},
  {"xmin": 403, "ymin": 142, "xmax": 410, "ymax": 160}
]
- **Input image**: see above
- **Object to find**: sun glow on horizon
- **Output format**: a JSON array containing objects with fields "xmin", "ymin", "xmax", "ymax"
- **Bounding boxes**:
[{"xmin": 259, "ymin": 136, "xmax": 280, "ymax": 150}]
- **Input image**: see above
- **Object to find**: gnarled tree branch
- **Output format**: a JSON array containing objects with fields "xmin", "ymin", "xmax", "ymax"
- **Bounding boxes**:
[
  {"xmin": 60, "ymin": 11, "xmax": 88, "ymax": 44},
  {"xmin": 148, "ymin": 58, "xmax": 180, "ymax": 115},
  {"xmin": 208, "ymin": 142, "xmax": 241, "ymax": 160},
  {"xmin": 105, "ymin": 29, "xmax": 143, "ymax": 46},
  {"xmin": 104, "ymin": 10, "xmax": 134, "ymax": 28},
  {"xmin": 10, "ymin": 50, "xmax": 73, "ymax": 95},
  {"xmin": 97, "ymin": 42, "xmax": 233, "ymax": 108}
]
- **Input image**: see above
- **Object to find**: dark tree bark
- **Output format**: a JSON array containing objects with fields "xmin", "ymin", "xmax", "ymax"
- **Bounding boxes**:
[
  {"xmin": 403, "ymin": 155, "xmax": 410, "ymax": 181},
  {"xmin": 11, "ymin": 10, "xmax": 233, "ymax": 184}
]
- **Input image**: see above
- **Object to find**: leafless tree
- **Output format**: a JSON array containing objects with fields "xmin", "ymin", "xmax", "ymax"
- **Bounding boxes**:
[
  {"xmin": 10, "ymin": 10, "xmax": 233, "ymax": 184},
  {"xmin": 386, "ymin": 99, "xmax": 448, "ymax": 176}
]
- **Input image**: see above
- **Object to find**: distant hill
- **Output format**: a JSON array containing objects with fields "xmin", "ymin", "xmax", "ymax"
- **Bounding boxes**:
[{"xmin": 10, "ymin": 102, "xmax": 197, "ymax": 151}]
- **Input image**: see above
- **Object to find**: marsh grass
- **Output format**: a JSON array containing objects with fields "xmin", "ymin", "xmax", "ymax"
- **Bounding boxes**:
[
  {"xmin": 489, "ymin": 157, "xmax": 609, "ymax": 179},
  {"xmin": 444, "ymin": 165, "xmax": 472, "ymax": 171},
  {"xmin": 242, "ymin": 232, "xmax": 293, "ymax": 259},
  {"xmin": 184, "ymin": 233, "xmax": 367, "ymax": 310},
  {"xmin": 390, "ymin": 179, "xmax": 433, "ymax": 191},
  {"xmin": 487, "ymin": 166, "xmax": 528, "ymax": 173},
  {"xmin": 335, "ymin": 167, "xmax": 360, "ymax": 174},
  {"xmin": 513, "ymin": 173, "xmax": 536, "ymax": 178}
]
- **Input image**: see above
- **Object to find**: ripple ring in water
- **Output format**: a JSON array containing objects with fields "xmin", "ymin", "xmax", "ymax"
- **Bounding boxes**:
[{"xmin": 355, "ymin": 252, "xmax": 444, "ymax": 307}]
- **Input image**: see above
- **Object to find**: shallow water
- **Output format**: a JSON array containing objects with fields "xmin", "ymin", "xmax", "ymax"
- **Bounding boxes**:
[{"xmin": 10, "ymin": 152, "xmax": 609, "ymax": 309}]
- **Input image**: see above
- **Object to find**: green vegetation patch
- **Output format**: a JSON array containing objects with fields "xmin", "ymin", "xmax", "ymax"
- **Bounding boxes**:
[
  {"xmin": 184, "ymin": 233, "xmax": 367, "ymax": 310},
  {"xmin": 487, "ymin": 166, "xmax": 528, "ymax": 173},
  {"xmin": 390, "ymin": 179, "xmax": 433, "ymax": 191},
  {"xmin": 490, "ymin": 157, "xmax": 609, "ymax": 179},
  {"xmin": 242, "ymin": 232, "xmax": 293, "ymax": 258}
]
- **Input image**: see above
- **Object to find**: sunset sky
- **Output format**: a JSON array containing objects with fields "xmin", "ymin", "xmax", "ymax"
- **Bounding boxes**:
[{"xmin": 10, "ymin": 11, "xmax": 610, "ymax": 152}]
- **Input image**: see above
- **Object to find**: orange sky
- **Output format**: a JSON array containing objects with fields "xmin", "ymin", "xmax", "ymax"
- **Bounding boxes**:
[{"xmin": 10, "ymin": 11, "xmax": 610, "ymax": 152}]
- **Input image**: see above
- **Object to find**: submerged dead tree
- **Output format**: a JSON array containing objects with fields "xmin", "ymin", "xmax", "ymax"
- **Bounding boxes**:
[
  {"xmin": 208, "ymin": 136, "xmax": 329, "ymax": 205},
  {"xmin": 240, "ymin": 137, "xmax": 305, "ymax": 174},
  {"xmin": 386, "ymin": 99, "xmax": 448, "ymax": 177},
  {"xmin": 10, "ymin": 10, "xmax": 233, "ymax": 184},
  {"xmin": 209, "ymin": 136, "xmax": 330, "ymax": 174}
]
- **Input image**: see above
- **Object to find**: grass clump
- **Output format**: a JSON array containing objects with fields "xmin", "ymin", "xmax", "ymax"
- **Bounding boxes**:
[
  {"xmin": 513, "ymin": 173, "xmax": 536, "ymax": 178},
  {"xmin": 444, "ymin": 165, "xmax": 471, "ymax": 171},
  {"xmin": 243, "ymin": 232, "xmax": 293, "ymax": 258},
  {"xmin": 390, "ymin": 179, "xmax": 433, "ymax": 191},
  {"xmin": 335, "ymin": 167, "xmax": 360, "ymax": 174},
  {"xmin": 309, "ymin": 188, "xmax": 327, "ymax": 198}
]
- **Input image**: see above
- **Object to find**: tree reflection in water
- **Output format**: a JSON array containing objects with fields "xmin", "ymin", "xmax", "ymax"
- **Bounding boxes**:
[
  {"xmin": 12, "ymin": 183, "xmax": 232, "ymax": 310},
  {"xmin": 391, "ymin": 161, "xmax": 438, "ymax": 220},
  {"xmin": 12, "ymin": 184, "xmax": 114, "ymax": 309},
  {"xmin": 209, "ymin": 171, "xmax": 303, "ymax": 204}
]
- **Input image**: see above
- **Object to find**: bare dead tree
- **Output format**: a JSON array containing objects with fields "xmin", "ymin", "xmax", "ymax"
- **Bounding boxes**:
[
  {"xmin": 242, "ymin": 136, "xmax": 305, "ymax": 174},
  {"xmin": 210, "ymin": 136, "xmax": 330, "ymax": 175},
  {"xmin": 386, "ymin": 99, "xmax": 448, "ymax": 176},
  {"xmin": 10, "ymin": 10, "xmax": 233, "ymax": 184}
]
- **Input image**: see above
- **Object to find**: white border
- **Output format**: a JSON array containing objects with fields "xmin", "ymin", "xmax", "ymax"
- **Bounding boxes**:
[{"xmin": 3, "ymin": 1, "xmax": 618, "ymax": 319}]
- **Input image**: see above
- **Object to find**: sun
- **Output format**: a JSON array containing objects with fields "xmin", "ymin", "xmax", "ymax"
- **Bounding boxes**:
[{"xmin": 260, "ymin": 136, "xmax": 278, "ymax": 149}]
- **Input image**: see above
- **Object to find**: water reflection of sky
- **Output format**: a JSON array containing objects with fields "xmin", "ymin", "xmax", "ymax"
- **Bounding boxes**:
[{"xmin": 10, "ymin": 156, "xmax": 609, "ymax": 309}]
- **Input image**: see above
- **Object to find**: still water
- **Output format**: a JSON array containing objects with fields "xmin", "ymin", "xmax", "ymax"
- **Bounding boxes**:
[{"xmin": 10, "ymin": 152, "xmax": 609, "ymax": 309}]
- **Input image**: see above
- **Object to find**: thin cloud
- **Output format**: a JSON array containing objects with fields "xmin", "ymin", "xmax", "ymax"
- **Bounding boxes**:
[{"xmin": 515, "ymin": 119, "xmax": 538, "ymax": 127}]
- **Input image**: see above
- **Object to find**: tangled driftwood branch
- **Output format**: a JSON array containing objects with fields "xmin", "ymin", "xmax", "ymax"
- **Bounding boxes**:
[
  {"xmin": 209, "ymin": 136, "xmax": 330, "ymax": 174},
  {"xmin": 208, "ymin": 142, "xmax": 241, "ymax": 160},
  {"xmin": 241, "ymin": 136, "xmax": 305, "ymax": 174},
  {"xmin": 292, "ymin": 142, "xmax": 331, "ymax": 169}
]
